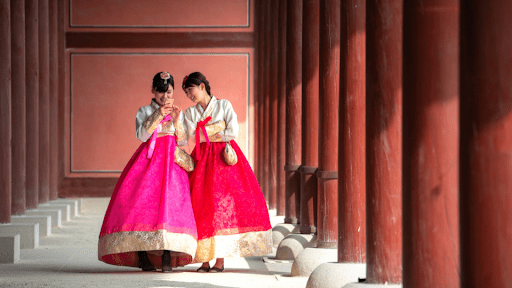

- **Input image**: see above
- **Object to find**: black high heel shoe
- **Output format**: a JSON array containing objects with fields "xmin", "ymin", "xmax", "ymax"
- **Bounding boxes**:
[
  {"xmin": 196, "ymin": 263, "xmax": 210, "ymax": 272},
  {"xmin": 137, "ymin": 251, "xmax": 156, "ymax": 272},
  {"xmin": 209, "ymin": 265, "xmax": 224, "ymax": 273},
  {"xmin": 161, "ymin": 250, "xmax": 172, "ymax": 273}
]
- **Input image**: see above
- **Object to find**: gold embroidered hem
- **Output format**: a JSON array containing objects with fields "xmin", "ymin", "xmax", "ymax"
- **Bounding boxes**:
[
  {"xmin": 174, "ymin": 146, "xmax": 195, "ymax": 172},
  {"xmin": 157, "ymin": 132, "xmax": 174, "ymax": 137},
  {"xmin": 174, "ymin": 120, "xmax": 187, "ymax": 144},
  {"xmin": 196, "ymin": 133, "xmax": 224, "ymax": 143},
  {"xmin": 205, "ymin": 121, "xmax": 225, "ymax": 136},
  {"xmin": 142, "ymin": 109, "xmax": 164, "ymax": 134},
  {"xmin": 194, "ymin": 229, "xmax": 273, "ymax": 263},
  {"xmin": 98, "ymin": 229, "xmax": 197, "ymax": 263},
  {"xmin": 204, "ymin": 133, "xmax": 223, "ymax": 142},
  {"xmin": 190, "ymin": 122, "xmax": 226, "ymax": 144}
]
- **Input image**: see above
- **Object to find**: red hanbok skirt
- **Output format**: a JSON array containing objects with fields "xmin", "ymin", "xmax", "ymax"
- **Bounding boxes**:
[{"xmin": 189, "ymin": 140, "xmax": 273, "ymax": 263}]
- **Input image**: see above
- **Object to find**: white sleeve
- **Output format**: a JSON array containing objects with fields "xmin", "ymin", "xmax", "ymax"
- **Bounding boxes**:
[
  {"xmin": 135, "ymin": 107, "xmax": 151, "ymax": 142},
  {"xmin": 183, "ymin": 108, "xmax": 197, "ymax": 142},
  {"xmin": 218, "ymin": 100, "xmax": 239, "ymax": 141},
  {"xmin": 136, "ymin": 107, "xmax": 164, "ymax": 142},
  {"xmin": 175, "ymin": 111, "xmax": 189, "ymax": 146}
]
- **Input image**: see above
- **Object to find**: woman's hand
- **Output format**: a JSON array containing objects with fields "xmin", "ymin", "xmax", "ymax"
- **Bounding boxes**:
[
  {"xmin": 161, "ymin": 106, "xmax": 181, "ymax": 127},
  {"xmin": 170, "ymin": 105, "xmax": 182, "ymax": 121},
  {"xmin": 159, "ymin": 99, "xmax": 174, "ymax": 117}
]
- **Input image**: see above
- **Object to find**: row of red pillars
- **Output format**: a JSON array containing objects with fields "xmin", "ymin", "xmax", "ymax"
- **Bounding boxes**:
[
  {"xmin": 0, "ymin": 0, "xmax": 60, "ymax": 224},
  {"xmin": 255, "ymin": 0, "xmax": 511, "ymax": 286}
]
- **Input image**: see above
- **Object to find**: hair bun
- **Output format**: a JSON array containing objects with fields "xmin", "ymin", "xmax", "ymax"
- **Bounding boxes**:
[{"xmin": 182, "ymin": 72, "xmax": 211, "ymax": 96}]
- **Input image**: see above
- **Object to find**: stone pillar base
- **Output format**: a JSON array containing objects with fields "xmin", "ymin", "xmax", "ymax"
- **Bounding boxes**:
[
  {"xmin": 0, "ymin": 223, "xmax": 39, "ymax": 249},
  {"xmin": 276, "ymin": 233, "xmax": 316, "ymax": 260},
  {"xmin": 272, "ymin": 223, "xmax": 299, "ymax": 248},
  {"xmin": 306, "ymin": 262, "xmax": 366, "ymax": 288},
  {"xmin": 10, "ymin": 215, "xmax": 51, "ymax": 237},
  {"xmin": 0, "ymin": 235, "xmax": 20, "ymax": 263},
  {"xmin": 38, "ymin": 204, "xmax": 71, "ymax": 222},
  {"xmin": 291, "ymin": 247, "xmax": 337, "ymax": 276},
  {"xmin": 25, "ymin": 210, "xmax": 62, "ymax": 227},
  {"xmin": 49, "ymin": 198, "xmax": 81, "ymax": 217}
]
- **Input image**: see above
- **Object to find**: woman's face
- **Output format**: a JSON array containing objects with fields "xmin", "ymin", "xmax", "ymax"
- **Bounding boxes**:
[
  {"xmin": 152, "ymin": 86, "xmax": 174, "ymax": 106},
  {"xmin": 184, "ymin": 84, "xmax": 203, "ymax": 103}
]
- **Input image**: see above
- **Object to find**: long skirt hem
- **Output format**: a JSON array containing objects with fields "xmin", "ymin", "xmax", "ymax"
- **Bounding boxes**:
[
  {"xmin": 99, "ymin": 229, "xmax": 195, "ymax": 268},
  {"xmin": 194, "ymin": 229, "xmax": 273, "ymax": 263}
]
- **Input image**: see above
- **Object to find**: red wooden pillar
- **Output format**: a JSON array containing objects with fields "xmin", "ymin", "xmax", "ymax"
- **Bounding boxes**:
[
  {"xmin": 11, "ymin": 0, "xmax": 26, "ymax": 215},
  {"xmin": 403, "ymin": 1, "xmax": 460, "ymax": 287},
  {"xmin": 57, "ymin": 0, "xmax": 65, "ymax": 186},
  {"xmin": 49, "ymin": 0, "xmax": 58, "ymax": 200},
  {"xmin": 0, "ymin": 0, "xmax": 12, "ymax": 224},
  {"xmin": 460, "ymin": 1, "xmax": 512, "ymax": 287},
  {"xmin": 276, "ymin": 0, "xmax": 287, "ymax": 216},
  {"xmin": 25, "ymin": 0, "xmax": 39, "ymax": 209},
  {"xmin": 259, "ymin": 0, "xmax": 269, "ymax": 203},
  {"xmin": 38, "ymin": 0, "xmax": 50, "ymax": 204},
  {"xmin": 259, "ymin": 0, "xmax": 266, "ymax": 199},
  {"xmin": 338, "ymin": 0, "xmax": 366, "ymax": 259},
  {"xmin": 366, "ymin": 0, "xmax": 402, "ymax": 283},
  {"xmin": 284, "ymin": 0, "xmax": 302, "ymax": 224},
  {"xmin": 268, "ymin": 0, "xmax": 278, "ymax": 210},
  {"xmin": 263, "ymin": 1, "xmax": 272, "ymax": 205},
  {"xmin": 317, "ymin": 0, "xmax": 340, "ymax": 248},
  {"xmin": 255, "ymin": 0, "xmax": 262, "ymax": 190},
  {"xmin": 300, "ymin": 0, "xmax": 319, "ymax": 234}
]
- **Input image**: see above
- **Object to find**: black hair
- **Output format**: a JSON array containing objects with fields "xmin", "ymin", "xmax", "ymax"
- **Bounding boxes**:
[
  {"xmin": 152, "ymin": 72, "xmax": 174, "ymax": 93},
  {"xmin": 182, "ymin": 72, "xmax": 211, "ymax": 96}
]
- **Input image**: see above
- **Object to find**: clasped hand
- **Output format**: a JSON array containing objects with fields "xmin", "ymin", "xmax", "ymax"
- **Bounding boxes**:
[{"xmin": 159, "ymin": 99, "xmax": 181, "ymax": 124}]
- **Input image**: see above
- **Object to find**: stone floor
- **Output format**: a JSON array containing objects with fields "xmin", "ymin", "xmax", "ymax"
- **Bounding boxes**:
[{"xmin": 0, "ymin": 198, "xmax": 309, "ymax": 288}]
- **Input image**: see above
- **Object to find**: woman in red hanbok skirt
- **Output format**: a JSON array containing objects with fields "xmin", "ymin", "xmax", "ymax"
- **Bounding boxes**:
[
  {"xmin": 98, "ymin": 72, "xmax": 197, "ymax": 273},
  {"xmin": 176, "ymin": 72, "xmax": 273, "ymax": 272}
]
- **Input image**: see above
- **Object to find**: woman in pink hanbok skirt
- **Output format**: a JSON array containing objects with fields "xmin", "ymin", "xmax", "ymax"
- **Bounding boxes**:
[
  {"xmin": 177, "ymin": 72, "xmax": 273, "ymax": 273},
  {"xmin": 98, "ymin": 72, "xmax": 197, "ymax": 273}
]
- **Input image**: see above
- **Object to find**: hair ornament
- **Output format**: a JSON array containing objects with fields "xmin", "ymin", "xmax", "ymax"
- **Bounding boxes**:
[
  {"xmin": 183, "ymin": 75, "xmax": 189, "ymax": 85},
  {"xmin": 160, "ymin": 72, "xmax": 171, "ymax": 84}
]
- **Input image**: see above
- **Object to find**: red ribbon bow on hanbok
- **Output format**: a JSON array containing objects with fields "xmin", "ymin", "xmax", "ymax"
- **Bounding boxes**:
[
  {"xmin": 195, "ymin": 116, "xmax": 212, "ymax": 160},
  {"xmin": 147, "ymin": 114, "xmax": 172, "ymax": 159}
]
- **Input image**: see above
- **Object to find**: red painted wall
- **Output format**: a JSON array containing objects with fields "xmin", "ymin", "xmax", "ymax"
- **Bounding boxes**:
[
  {"xmin": 61, "ymin": 0, "xmax": 255, "ymax": 195},
  {"xmin": 69, "ymin": 53, "xmax": 250, "ymax": 173},
  {"xmin": 70, "ymin": 0, "xmax": 249, "ymax": 27}
]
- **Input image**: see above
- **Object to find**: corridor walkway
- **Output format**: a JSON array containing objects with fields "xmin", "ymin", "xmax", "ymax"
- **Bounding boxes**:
[{"xmin": 0, "ymin": 198, "xmax": 309, "ymax": 288}]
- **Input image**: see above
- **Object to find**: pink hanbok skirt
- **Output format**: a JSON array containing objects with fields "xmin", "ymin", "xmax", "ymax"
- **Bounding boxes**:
[
  {"xmin": 98, "ymin": 135, "xmax": 197, "ymax": 268},
  {"xmin": 189, "ymin": 140, "xmax": 273, "ymax": 263}
]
